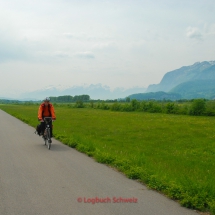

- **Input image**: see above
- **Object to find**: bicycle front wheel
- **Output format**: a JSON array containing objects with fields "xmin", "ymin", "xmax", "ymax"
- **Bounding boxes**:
[
  {"xmin": 47, "ymin": 128, "xmax": 51, "ymax": 150},
  {"xmin": 44, "ymin": 136, "xmax": 47, "ymax": 145}
]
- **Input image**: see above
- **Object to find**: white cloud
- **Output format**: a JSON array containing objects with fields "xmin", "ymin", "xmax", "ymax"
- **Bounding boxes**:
[
  {"xmin": 63, "ymin": 33, "xmax": 75, "ymax": 38},
  {"xmin": 186, "ymin": 27, "xmax": 203, "ymax": 40},
  {"xmin": 92, "ymin": 42, "xmax": 117, "ymax": 50},
  {"xmin": 54, "ymin": 51, "xmax": 70, "ymax": 58},
  {"xmin": 63, "ymin": 32, "xmax": 87, "ymax": 40},
  {"xmin": 74, "ymin": 51, "xmax": 95, "ymax": 59}
]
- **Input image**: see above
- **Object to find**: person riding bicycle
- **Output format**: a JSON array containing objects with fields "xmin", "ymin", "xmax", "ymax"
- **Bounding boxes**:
[{"xmin": 38, "ymin": 97, "xmax": 56, "ymax": 140}]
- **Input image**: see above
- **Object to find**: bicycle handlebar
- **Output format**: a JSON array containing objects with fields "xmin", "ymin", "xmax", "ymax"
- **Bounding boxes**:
[{"xmin": 43, "ymin": 117, "xmax": 53, "ymax": 123}]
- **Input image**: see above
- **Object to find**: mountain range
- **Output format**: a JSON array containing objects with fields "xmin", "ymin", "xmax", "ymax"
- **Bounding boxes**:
[
  {"xmin": 2, "ymin": 61, "xmax": 215, "ymax": 101},
  {"xmin": 19, "ymin": 84, "xmax": 147, "ymax": 100},
  {"xmin": 129, "ymin": 61, "xmax": 215, "ymax": 100}
]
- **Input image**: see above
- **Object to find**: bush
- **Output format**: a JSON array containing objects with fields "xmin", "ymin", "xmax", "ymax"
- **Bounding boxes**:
[
  {"xmin": 205, "ymin": 101, "xmax": 215, "ymax": 116},
  {"xmin": 147, "ymin": 101, "xmax": 162, "ymax": 113},
  {"xmin": 100, "ymin": 102, "xmax": 110, "ymax": 110},
  {"xmin": 165, "ymin": 103, "xmax": 176, "ymax": 114},
  {"xmin": 75, "ymin": 100, "xmax": 84, "ymax": 108},
  {"xmin": 110, "ymin": 102, "xmax": 122, "ymax": 111},
  {"xmin": 139, "ymin": 101, "xmax": 148, "ymax": 111},
  {"xmin": 121, "ymin": 103, "xmax": 133, "ymax": 112},
  {"xmin": 131, "ymin": 99, "xmax": 140, "ymax": 110},
  {"xmin": 189, "ymin": 99, "xmax": 206, "ymax": 116},
  {"xmin": 177, "ymin": 104, "xmax": 189, "ymax": 115},
  {"xmin": 89, "ymin": 101, "xmax": 94, "ymax": 108}
]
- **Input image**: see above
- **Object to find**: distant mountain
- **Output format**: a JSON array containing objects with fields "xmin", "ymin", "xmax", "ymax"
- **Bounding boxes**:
[
  {"xmin": 128, "ymin": 61, "xmax": 215, "ymax": 100},
  {"xmin": 20, "ymin": 84, "xmax": 146, "ymax": 100},
  {"xmin": 146, "ymin": 61, "xmax": 215, "ymax": 93},
  {"xmin": 170, "ymin": 79, "xmax": 215, "ymax": 99}
]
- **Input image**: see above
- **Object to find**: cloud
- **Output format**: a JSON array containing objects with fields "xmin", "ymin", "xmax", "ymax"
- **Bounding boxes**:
[
  {"xmin": 92, "ymin": 42, "xmax": 117, "ymax": 50},
  {"xmin": 63, "ymin": 32, "xmax": 113, "ymax": 42},
  {"xmin": 54, "ymin": 51, "xmax": 70, "ymax": 58},
  {"xmin": 63, "ymin": 33, "xmax": 75, "ymax": 38},
  {"xmin": 186, "ymin": 27, "xmax": 203, "ymax": 40},
  {"xmin": 74, "ymin": 51, "xmax": 95, "ymax": 59}
]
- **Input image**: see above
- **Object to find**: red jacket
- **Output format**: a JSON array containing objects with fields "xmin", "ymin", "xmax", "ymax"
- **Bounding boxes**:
[{"xmin": 38, "ymin": 103, "xmax": 56, "ymax": 120}]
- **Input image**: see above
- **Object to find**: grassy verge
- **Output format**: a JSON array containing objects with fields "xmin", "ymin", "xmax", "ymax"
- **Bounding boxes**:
[{"xmin": 0, "ymin": 104, "xmax": 215, "ymax": 214}]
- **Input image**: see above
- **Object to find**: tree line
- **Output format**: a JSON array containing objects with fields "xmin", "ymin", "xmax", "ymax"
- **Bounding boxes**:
[
  {"xmin": 0, "ymin": 95, "xmax": 91, "ymax": 104},
  {"xmin": 86, "ymin": 99, "xmax": 215, "ymax": 116},
  {"xmin": 49, "ymin": 95, "xmax": 90, "ymax": 103}
]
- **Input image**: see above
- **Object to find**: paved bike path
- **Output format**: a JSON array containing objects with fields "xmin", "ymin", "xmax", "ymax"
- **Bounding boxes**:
[{"xmin": 0, "ymin": 109, "xmax": 199, "ymax": 215}]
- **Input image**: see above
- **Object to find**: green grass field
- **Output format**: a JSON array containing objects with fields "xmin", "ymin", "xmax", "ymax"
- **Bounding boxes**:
[{"xmin": 0, "ymin": 104, "xmax": 215, "ymax": 214}]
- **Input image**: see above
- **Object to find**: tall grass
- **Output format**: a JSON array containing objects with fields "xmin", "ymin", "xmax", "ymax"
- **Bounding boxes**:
[{"xmin": 1, "ymin": 104, "xmax": 215, "ymax": 214}]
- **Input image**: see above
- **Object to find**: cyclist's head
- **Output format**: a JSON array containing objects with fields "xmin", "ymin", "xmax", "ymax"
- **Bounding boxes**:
[{"xmin": 44, "ymin": 97, "xmax": 50, "ymax": 103}]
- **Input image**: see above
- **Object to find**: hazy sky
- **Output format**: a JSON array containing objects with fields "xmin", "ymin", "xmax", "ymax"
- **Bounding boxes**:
[{"xmin": 0, "ymin": 0, "xmax": 215, "ymax": 97}]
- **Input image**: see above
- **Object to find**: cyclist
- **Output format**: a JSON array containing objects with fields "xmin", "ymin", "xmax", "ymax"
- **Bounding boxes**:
[{"xmin": 38, "ymin": 97, "xmax": 56, "ymax": 142}]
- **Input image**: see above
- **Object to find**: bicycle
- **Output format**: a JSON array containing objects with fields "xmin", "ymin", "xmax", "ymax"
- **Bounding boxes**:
[{"xmin": 43, "ymin": 117, "xmax": 53, "ymax": 150}]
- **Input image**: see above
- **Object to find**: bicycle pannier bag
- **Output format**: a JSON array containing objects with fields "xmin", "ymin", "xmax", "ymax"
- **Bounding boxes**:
[{"xmin": 36, "ymin": 124, "xmax": 41, "ymax": 135}]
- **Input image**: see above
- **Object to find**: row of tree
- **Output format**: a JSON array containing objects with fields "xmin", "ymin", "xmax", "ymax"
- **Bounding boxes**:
[
  {"xmin": 0, "ymin": 99, "xmax": 26, "ymax": 104},
  {"xmin": 49, "ymin": 95, "xmax": 90, "ymax": 103},
  {"xmin": 0, "ymin": 95, "xmax": 91, "ymax": 104},
  {"xmin": 88, "ymin": 99, "xmax": 215, "ymax": 116}
]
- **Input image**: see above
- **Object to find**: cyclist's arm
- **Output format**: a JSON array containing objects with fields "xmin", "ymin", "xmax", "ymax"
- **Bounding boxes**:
[
  {"xmin": 50, "ymin": 104, "xmax": 56, "ymax": 120},
  {"xmin": 38, "ymin": 105, "xmax": 43, "ymax": 121}
]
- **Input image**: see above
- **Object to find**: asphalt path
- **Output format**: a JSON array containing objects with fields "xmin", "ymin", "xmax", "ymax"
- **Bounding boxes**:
[{"xmin": 0, "ymin": 109, "xmax": 199, "ymax": 215}]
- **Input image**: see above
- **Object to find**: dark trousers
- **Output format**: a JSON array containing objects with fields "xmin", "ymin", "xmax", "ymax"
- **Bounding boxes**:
[{"xmin": 40, "ymin": 121, "xmax": 53, "ymax": 137}]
